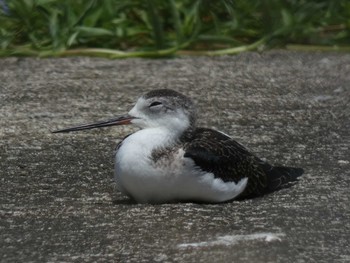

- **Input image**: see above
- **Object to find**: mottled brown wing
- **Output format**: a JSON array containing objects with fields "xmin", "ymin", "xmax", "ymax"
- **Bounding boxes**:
[{"xmin": 183, "ymin": 128, "xmax": 270, "ymax": 197}]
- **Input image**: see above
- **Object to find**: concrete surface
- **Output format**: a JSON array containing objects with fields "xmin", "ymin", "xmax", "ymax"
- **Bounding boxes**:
[{"xmin": 0, "ymin": 51, "xmax": 349, "ymax": 262}]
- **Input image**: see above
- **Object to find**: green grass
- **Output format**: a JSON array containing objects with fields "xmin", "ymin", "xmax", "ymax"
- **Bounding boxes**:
[{"xmin": 0, "ymin": 0, "xmax": 349, "ymax": 58}]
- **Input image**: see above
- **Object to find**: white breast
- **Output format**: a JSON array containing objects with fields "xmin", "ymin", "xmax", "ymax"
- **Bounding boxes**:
[
  {"xmin": 115, "ymin": 128, "xmax": 248, "ymax": 203},
  {"xmin": 115, "ymin": 127, "xmax": 173, "ymax": 198}
]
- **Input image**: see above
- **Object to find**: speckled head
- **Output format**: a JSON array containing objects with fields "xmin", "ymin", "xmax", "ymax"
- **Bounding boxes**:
[
  {"xmin": 128, "ymin": 89, "xmax": 197, "ymax": 133},
  {"xmin": 143, "ymin": 89, "xmax": 195, "ymax": 117}
]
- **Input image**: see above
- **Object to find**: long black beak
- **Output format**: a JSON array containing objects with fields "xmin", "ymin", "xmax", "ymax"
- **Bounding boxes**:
[{"xmin": 52, "ymin": 115, "xmax": 136, "ymax": 133}]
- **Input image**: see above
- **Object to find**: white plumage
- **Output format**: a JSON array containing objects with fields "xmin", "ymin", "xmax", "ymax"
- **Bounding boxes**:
[{"xmin": 115, "ymin": 125, "xmax": 248, "ymax": 203}]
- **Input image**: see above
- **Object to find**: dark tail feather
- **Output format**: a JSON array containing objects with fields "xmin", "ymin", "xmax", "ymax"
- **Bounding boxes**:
[{"xmin": 266, "ymin": 166, "xmax": 304, "ymax": 191}]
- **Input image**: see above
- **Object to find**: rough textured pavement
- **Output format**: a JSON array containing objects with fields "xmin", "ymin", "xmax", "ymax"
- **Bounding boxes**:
[{"xmin": 1, "ymin": 51, "xmax": 349, "ymax": 262}]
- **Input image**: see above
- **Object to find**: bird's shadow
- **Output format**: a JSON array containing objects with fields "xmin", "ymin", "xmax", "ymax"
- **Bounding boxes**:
[
  {"xmin": 112, "ymin": 198, "xmax": 138, "ymax": 205},
  {"xmin": 111, "ymin": 195, "xmax": 262, "ymax": 206},
  {"xmin": 111, "ymin": 181, "xmax": 300, "ymax": 205}
]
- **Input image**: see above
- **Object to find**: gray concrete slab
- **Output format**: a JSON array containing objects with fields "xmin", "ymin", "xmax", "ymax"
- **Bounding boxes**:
[{"xmin": 0, "ymin": 51, "xmax": 349, "ymax": 262}]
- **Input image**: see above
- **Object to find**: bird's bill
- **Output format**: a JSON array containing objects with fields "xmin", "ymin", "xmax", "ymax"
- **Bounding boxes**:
[{"xmin": 52, "ymin": 115, "xmax": 136, "ymax": 133}]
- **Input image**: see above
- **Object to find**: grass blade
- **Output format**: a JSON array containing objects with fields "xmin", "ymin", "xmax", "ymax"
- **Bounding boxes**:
[{"xmin": 145, "ymin": 0, "xmax": 164, "ymax": 49}]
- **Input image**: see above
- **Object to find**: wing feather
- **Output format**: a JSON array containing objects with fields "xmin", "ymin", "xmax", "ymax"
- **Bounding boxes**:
[{"xmin": 183, "ymin": 128, "xmax": 269, "ymax": 197}]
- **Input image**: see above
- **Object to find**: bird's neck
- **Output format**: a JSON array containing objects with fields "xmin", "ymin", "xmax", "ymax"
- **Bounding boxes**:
[
  {"xmin": 132, "ymin": 127, "xmax": 181, "ymax": 150},
  {"xmin": 122, "ymin": 125, "xmax": 196, "ymax": 158}
]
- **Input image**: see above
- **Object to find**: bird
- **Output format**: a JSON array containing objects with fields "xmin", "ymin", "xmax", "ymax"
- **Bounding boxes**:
[{"xmin": 53, "ymin": 89, "xmax": 304, "ymax": 204}]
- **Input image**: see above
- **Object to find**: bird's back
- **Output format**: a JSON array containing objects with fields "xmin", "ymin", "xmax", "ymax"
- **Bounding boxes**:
[{"xmin": 182, "ymin": 128, "xmax": 304, "ymax": 198}]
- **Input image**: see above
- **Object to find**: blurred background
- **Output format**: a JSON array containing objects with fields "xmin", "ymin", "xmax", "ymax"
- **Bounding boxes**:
[{"xmin": 0, "ymin": 0, "xmax": 349, "ymax": 58}]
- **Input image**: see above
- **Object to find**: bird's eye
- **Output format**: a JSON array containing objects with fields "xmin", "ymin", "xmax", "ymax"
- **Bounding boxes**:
[{"xmin": 149, "ymin": 101, "xmax": 163, "ymax": 108}]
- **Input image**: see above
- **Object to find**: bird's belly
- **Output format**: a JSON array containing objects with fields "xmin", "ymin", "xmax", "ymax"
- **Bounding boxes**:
[
  {"xmin": 113, "ymin": 129, "xmax": 248, "ymax": 203},
  {"xmin": 115, "ymin": 147, "xmax": 248, "ymax": 203},
  {"xmin": 114, "ymin": 147, "xmax": 187, "ymax": 202}
]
